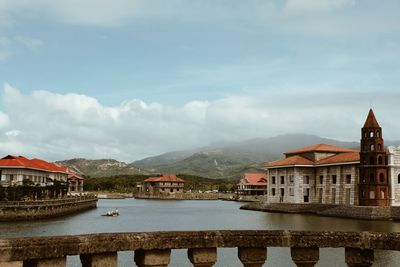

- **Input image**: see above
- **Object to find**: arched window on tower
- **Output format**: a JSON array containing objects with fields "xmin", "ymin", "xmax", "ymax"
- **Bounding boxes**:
[
  {"xmin": 381, "ymin": 190, "xmax": 385, "ymax": 199},
  {"xmin": 379, "ymin": 173, "xmax": 385, "ymax": 183},
  {"xmin": 378, "ymin": 144, "xmax": 382, "ymax": 151},
  {"xmin": 370, "ymin": 131, "xmax": 374, "ymax": 138},
  {"xmin": 369, "ymin": 190, "xmax": 375, "ymax": 199},
  {"xmin": 378, "ymin": 156, "xmax": 383, "ymax": 165},
  {"xmin": 377, "ymin": 130, "xmax": 380, "ymax": 138},
  {"xmin": 370, "ymin": 144, "xmax": 374, "ymax": 151},
  {"xmin": 370, "ymin": 173, "xmax": 375, "ymax": 183}
]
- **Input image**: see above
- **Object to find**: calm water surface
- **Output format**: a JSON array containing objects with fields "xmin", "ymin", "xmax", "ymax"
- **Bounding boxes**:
[{"xmin": 1, "ymin": 199, "xmax": 399, "ymax": 266}]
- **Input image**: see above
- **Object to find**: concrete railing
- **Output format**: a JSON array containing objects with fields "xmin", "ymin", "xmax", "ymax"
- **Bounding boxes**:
[{"xmin": 1, "ymin": 230, "xmax": 399, "ymax": 266}]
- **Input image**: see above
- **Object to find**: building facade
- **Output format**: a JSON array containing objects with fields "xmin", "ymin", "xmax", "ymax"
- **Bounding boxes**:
[
  {"xmin": 0, "ymin": 155, "xmax": 68, "ymax": 187},
  {"xmin": 139, "ymin": 175, "xmax": 185, "ymax": 195},
  {"xmin": 237, "ymin": 173, "xmax": 267, "ymax": 196},
  {"xmin": 67, "ymin": 173, "xmax": 84, "ymax": 195},
  {"xmin": 265, "ymin": 144, "xmax": 359, "ymax": 205}
]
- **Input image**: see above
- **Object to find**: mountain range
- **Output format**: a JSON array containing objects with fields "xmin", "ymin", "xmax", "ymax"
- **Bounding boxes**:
[{"xmin": 56, "ymin": 134, "xmax": 400, "ymax": 179}]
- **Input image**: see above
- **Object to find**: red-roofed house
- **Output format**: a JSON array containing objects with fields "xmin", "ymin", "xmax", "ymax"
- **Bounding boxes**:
[
  {"xmin": 139, "ymin": 174, "xmax": 185, "ymax": 195},
  {"xmin": 237, "ymin": 173, "xmax": 267, "ymax": 196},
  {"xmin": 264, "ymin": 144, "xmax": 360, "ymax": 205},
  {"xmin": 0, "ymin": 155, "xmax": 68, "ymax": 187}
]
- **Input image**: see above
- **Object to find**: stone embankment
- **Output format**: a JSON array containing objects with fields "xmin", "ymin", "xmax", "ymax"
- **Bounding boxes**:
[
  {"xmin": 0, "ymin": 195, "xmax": 97, "ymax": 221},
  {"xmin": 241, "ymin": 202, "xmax": 400, "ymax": 221},
  {"xmin": 135, "ymin": 192, "xmax": 221, "ymax": 200}
]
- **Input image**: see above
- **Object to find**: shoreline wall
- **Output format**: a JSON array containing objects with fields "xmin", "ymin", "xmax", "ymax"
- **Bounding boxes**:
[
  {"xmin": 0, "ymin": 196, "xmax": 97, "ymax": 221},
  {"xmin": 240, "ymin": 202, "xmax": 400, "ymax": 221},
  {"xmin": 135, "ymin": 192, "xmax": 222, "ymax": 200}
]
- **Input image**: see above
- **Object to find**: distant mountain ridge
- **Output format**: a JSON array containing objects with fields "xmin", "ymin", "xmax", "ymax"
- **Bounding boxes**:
[
  {"xmin": 56, "ymin": 158, "xmax": 148, "ymax": 177},
  {"xmin": 58, "ymin": 134, "xmax": 400, "ymax": 179}
]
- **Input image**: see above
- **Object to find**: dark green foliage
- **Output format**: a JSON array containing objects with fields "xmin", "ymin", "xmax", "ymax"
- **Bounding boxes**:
[
  {"xmin": 83, "ymin": 174, "xmax": 238, "ymax": 193},
  {"xmin": 0, "ymin": 182, "xmax": 68, "ymax": 201}
]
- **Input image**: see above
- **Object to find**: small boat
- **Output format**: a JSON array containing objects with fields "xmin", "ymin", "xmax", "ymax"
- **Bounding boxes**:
[{"xmin": 102, "ymin": 210, "xmax": 119, "ymax": 217}]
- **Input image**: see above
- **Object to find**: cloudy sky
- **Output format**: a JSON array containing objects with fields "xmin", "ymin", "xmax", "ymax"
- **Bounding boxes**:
[{"xmin": 0, "ymin": 0, "xmax": 399, "ymax": 162}]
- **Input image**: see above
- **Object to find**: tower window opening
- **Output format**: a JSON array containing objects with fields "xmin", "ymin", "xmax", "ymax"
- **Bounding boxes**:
[
  {"xmin": 370, "ymin": 144, "xmax": 374, "ymax": 151},
  {"xmin": 369, "ymin": 131, "xmax": 374, "ymax": 138},
  {"xmin": 378, "ymin": 156, "xmax": 383, "ymax": 165},
  {"xmin": 379, "ymin": 173, "xmax": 385, "ymax": 183},
  {"xmin": 369, "ymin": 190, "xmax": 375, "ymax": 199},
  {"xmin": 378, "ymin": 144, "xmax": 382, "ymax": 151},
  {"xmin": 377, "ymin": 130, "xmax": 380, "ymax": 138},
  {"xmin": 370, "ymin": 173, "xmax": 375, "ymax": 183}
]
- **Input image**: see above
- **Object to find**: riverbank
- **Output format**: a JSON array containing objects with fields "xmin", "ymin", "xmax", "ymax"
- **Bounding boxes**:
[
  {"xmin": 0, "ymin": 195, "xmax": 98, "ymax": 221},
  {"xmin": 240, "ymin": 202, "xmax": 400, "ymax": 221}
]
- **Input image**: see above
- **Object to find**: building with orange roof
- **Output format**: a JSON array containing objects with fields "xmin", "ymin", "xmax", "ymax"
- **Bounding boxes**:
[
  {"xmin": 264, "ymin": 109, "xmax": 400, "ymax": 207},
  {"xmin": 237, "ymin": 173, "xmax": 267, "ymax": 196},
  {"xmin": 68, "ymin": 172, "xmax": 84, "ymax": 195},
  {"xmin": 138, "ymin": 174, "xmax": 185, "ymax": 195},
  {"xmin": 0, "ymin": 155, "xmax": 68, "ymax": 187}
]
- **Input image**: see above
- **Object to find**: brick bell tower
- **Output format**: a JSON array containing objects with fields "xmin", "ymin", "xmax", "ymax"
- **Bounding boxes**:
[{"xmin": 358, "ymin": 109, "xmax": 389, "ymax": 206}]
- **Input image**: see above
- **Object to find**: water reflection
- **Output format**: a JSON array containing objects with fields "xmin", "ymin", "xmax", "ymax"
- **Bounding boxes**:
[{"xmin": 1, "ymin": 199, "xmax": 399, "ymax": 266}]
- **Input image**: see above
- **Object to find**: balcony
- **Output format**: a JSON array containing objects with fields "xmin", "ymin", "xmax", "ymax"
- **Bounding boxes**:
[{"xmin": 0, "ymin": 230, "xmax": 399, "ymax": 266}]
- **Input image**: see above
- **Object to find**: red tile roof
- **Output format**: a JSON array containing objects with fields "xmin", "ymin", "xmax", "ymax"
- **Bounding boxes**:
[
  {"xmin": 363, "ymin": 109, "xmax": 380, "ymax": 128},
  {"xmin": 144, "ymin": 174, "xmax": 184, "ymax": 183},
  {"xmin": 316, "ymin": 152, "xmax": 360, "ymax": 165},
  {"xmin": 264, "ymin": 155, "xmax": 314, "ymax": 168},
  {"xmin": 68, "ymin": 173, "xmax": 84, "ymax": 180},
  {"xmin": 0, "ymin": 155, "xmax": 68, "ymax": 174},
  {"xmin": 285, "ymin": 144, "xmax": 357, "ymax": 155},
  {"xmin": 241, "ymin": 173, "xmax": 267, "ymax": 186}
]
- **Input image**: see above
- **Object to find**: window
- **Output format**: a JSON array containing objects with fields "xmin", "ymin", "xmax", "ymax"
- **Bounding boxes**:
[
  {"xmin": 303, "ymin": 176, "xmax": 309, "ymax": 184},
  {"xmin": 378, "ymin": 156, "xmax": 383, "ymax": 165},
  {"xmin": 332, "ymin": 175, "xmax": 337, "ymax": 184},
  {"xmin": 289, "ymin": 175, "xmax": 294, "ymax": 185},
  {"xmin": 289, "ymin": 188, "xmax": 294, "ymax": 196},
  {"xmin": 370, "ymin": 173, "xmax": 375, "ymax": 183},
  {"xmin": 370, "ymin": 157, "xmax": 375, "ymax": 165},
  {"xmin": 170, "ymin": 188, "xmax": 173, "ymax": 193},
  {"xmin": 369, "ymin": 190, "xmax": 375, "ymax": 199},
  {"xmin": 272, "ymin": 188, "xmax": 276, "ymax": 196},
  {"xmin": 319, "ymin": 175, "xmax": 323, "ymax": 184},
  {"xmin": 370, "ymin": 131, "xmax": 374, "ymax": 138},
  {"xmin": 377, "ymin": 130, "xmax": 380, "ymax": 138},
  {"xmin": 370, "ymin": 144, "xmax": 374, "ymax": 151},
  {"xmin": 346, "ymin": 174, "xmax": 351, "ymax": 184},
  {"xmin": 381, "ymin": 190, "xmax": 385, "ymax": 199},
  {"xmin": 379, "ymin": 173, "xmax": 385, "ymax": 183},
  {"xmin": 280, "ymin": 176, "xmax": 285, "ymax": 184},
  {"xmin": 272, "ymin": 176, "xmax": 276, "ymax": 184},
  {"xmin": 378, "ymin": 144, "xmax": 382, "ymax": 151}
]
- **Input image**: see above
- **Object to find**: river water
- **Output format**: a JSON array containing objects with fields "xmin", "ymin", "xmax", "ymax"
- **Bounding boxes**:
[{"xmin": 1, "ymin": 199, "xmax": 399, "ymax": 266}]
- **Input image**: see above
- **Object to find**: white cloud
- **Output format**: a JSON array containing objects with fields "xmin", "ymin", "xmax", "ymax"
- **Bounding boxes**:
[{"xmin": 1, "ymin": 84, "xmax": 400, "ymax": 162}]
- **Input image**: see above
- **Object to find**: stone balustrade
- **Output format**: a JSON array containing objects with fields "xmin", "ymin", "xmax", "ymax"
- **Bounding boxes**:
[{"xmin": 1, "ymin": 230, "xmax": 399, "ymax": 266}]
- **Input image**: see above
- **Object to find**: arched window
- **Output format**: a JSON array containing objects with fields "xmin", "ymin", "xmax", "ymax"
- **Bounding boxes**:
[
  {"xmin": 377, "ymin": 130, "xmax": 380, "ymax": 138},
  {"xmin": 378, "ymin": 156, "xmax": 383, "ymax": 165},
  {"xmin": 370, "ymin": 144, "xmax": 374, "ymax": 151},
  {"xmin": 378, "ymin": 144, "xmax": 382, "ymax": 151},
  {"xmin": 370, "ymin": 173, "xmax": 375, "ymax": 183},
  {"xmin": 379, "ymin": 173, "xmax": 385, "ymax": 183},
  {"xmin": 370, "ymin": 157, "xmax": 375, "ymax": 165},
  {"xmin": 369, "ymin": 190, "xmax": 375, "ymax": 199},
  {"xmin": 381, "ymin": 191, "xmax": 385, "ymax": 199},
  {"xmin": 370, "ymin": 131, "xmax": 374, "ymax": 138}
]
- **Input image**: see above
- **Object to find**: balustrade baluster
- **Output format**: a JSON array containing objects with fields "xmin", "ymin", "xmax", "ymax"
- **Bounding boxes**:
[
  {"xmin": 345, "ymin": 248, "xmax": 374, "ymax": 267},
  {"xmin": 80, "ymin": 252, "xmax": 117, "ymax": 267},
  {"xmin": 290, "ymin": 247, "xmax": 319, "ymax": 267},
  {"xmin": 238, "ymin": 247, "xmax": 267, "ymax": 267},
  {"xmin": 22, "ymin": 257, "xmax": 66, "ymax": 267},
  {"xmin": 134, "ymin": 249, "xmax": 171, "ymax": 267},
  {"xmin": 187, "ymin": 248, "xmax": 217, "ymax": 267}
]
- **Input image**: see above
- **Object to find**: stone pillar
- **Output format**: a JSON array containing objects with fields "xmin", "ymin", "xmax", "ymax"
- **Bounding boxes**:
[
  {"xmin": 187, "ymin": 248, "xmax": 217, "ymax": 267},
  {"xmin": 23, "ymin": 257, "xmax": 66, "ymax": 267},
  {"xmin": 345, "ymin": 248, "xmax": 374, "ymax": 267},
  {"xmin": 134, "ymin": 249, "xmax": 171, "ymax": 267},
  {"xmin": 80, "ymin": 252, "xmax": 117, "ymax": 267},
  {"xmin": 238, "ymin": 247, "xmax": 267, "ymax": 267},
  {"xmin": 290, "ymin": 247, "xmax": 319, "ymax": 267}
]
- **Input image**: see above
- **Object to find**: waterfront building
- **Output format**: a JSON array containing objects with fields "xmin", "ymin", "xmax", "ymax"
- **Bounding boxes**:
[
  {"xmin": 237, "ymin": 173, "xmax": 267, "ymax": 196},
  {"xmin": 264, "ymin": 144, "xmax": 359, "ymax": 205},
  {"xmin": 67, "ymin": 172, "xmax": 84, "ymax": 194},
  {"xmin": 0, "ymin": 155, "xmax": 68, "ymax": 187},
  {"xmin": 140, "ymin": 174, "xmax": 185, "ymax": 195},
  {"xmin": 264, "ymin": 109, "xmax": 400, "ymax": 206}
]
